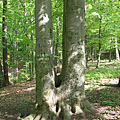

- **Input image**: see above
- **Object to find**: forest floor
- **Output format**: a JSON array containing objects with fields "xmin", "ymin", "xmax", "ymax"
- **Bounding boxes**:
[{"xmin": 0, "ymin": 61, "xmax": 120, "ymax": 120}]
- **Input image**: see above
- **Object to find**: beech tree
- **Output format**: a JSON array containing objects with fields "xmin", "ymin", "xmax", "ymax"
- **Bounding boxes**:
[
  {"xmin": 24, "ymin": 0, "xmax": 93, "ymax": 120},
  {"xmin": 34, "ymin": 0, "xmax": 56, "ymax": 119},
  {"xmin": 59, "ymin": 0, "xmax": 92, "ymax": 119}
]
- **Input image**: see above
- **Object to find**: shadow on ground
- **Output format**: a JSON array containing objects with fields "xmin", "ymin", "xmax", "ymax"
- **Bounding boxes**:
[
  {"xmin": 86, "ymin": 84, "xmax": 120, "ymax": 119},
  {"xmin": 0, "ymin": 79, "xmax": 120, "ymax": 120},
  {"xmin": 0, "ymin": 80, "xmax": 36, "ymax": 120}
]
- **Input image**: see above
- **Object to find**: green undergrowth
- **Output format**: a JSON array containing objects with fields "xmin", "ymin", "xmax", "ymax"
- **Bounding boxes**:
[
  {"xmin": 86, "ymin": 86, "xmax": 120, "ymax": 107},
  {"xmin": 85, "ymin": 60, "xmax": 120, "ymax": 80}
]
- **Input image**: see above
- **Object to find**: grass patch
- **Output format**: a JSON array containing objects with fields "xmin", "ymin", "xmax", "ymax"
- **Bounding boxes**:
[{"xmin": 85, "ymin": 60, "xmax": 120, "ymax": 80}]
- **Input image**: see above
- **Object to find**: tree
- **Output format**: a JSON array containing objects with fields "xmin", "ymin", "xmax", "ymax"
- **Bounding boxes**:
[
  {"xmin": 59, "ymin": 0, "xmax": 93, "ymax": 119},
  {"xmin": 2, "ymin": 0, "xmax": 9, "ymax": 86},
  {"xmin": 35, "ymin": 0, "xmax": 56, "ymax": 119},
  {"xmin": 0, "ymin": 60, "xmax": 3, "ymax": 87},
  {"xmin": 25, "ymin": 0, "xmax": 95, "ymax": 120},
  {"xmin": 115, "ymin": 37, "xmax": 120, "ymax": 60},
  {"xmin": 24, "ymin": 0, "xmax": 94, "ymax": 120}
]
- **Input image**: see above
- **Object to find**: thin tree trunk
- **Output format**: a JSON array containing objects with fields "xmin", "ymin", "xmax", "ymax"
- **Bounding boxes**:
[
  {"xmin": 55, "ymin": 17, "xmax": 60, "ymax": 66},
  {"xmin": 96, "ymin": 43, "xmax": 101, "ymax": 68},
  {"xmin": 13, "ymin": 41, "xmax": 18, "ymax": 83},
  {"xmin": 54, "ymin": 17, "xmax": 61, "ymax": 87},
  {"xmin": 29, "ymin": 9, "xmax": 34, "ymax": 80},
  {"xmin": 109, "ymin": 39, "xmax": 112, "ymax": 62},
  {"xmin": 118, "ymin": 77, "xmax": 120, "ymax": 87},
  {"xmin": 109, "ymin": 49, "xmax": 112, "ymax": 62},
  {"xmin": 115, "ymin": 37, "xmax": 119, "ymax": 60},
  {"xmin": 96, "ymin": 17, "xmax": 102, "ymax": 68},
  {"xmin": 2, "ymin": 0, "xmax": 9, "ymax": 86},
  {"xmin": 0, "ymin": 60, "xmax": 3, "ymax": 87},
  {"xmin": 84, "ymin": 0, "xmax": 87, "ymax": 68}
]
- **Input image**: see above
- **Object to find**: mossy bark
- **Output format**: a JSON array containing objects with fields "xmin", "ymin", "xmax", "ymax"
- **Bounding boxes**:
[
  {"xmin": 24, "ymin": 0, "xmax": 94, "ymax": 120},
  {"xmin": 58, "ymin": 0, "xmax": 93, "ymax": 119},
  {"xmin": 35, "ymin": 0, "xmax": 57, "ymax": 119}
]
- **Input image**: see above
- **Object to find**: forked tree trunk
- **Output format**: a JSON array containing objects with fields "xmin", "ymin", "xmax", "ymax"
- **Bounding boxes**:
[
  {"xmin": 59, "ymin": 0, "xmax": 93, "ymax": 119},
  {"xmin": 2, "ymin": 0, "xmax": 9, "ymax": 86},
  {"xmin": 24, "ymin": 0, "xmax": 94, "ymax": 120}
]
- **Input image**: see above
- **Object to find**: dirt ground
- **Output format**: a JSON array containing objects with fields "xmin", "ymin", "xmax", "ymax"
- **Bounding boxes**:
[
  {"xmin": 0, "ymin": 80, "xmax": 36, "ymax": 120},
  {"xmin": 0, "ymin": 78, "xmax": 120, "ymax": 120}
]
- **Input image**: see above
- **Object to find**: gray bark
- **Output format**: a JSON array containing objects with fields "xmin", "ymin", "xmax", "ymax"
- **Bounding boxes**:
[
  {"xmin": 29, "ymin": 8, "xmax": 34, "ymax": 80},
  {"xmin": 96, "ymin": 17, "xmax": 102, "ymax": 68},
  {"xmin": 115, "ymin": 37, "xmax": 119, "ymax": 60},
  {"xmin": 0, "ymin": 60, "xmax": 3, "ymax": 87},
  {"xmin": 24, "ymin": 0, "xmax": 94, "ymax": 119},
  {"xmin": 13, "ymin": 41, "xmax": 18, "ymax": 83},
  {"xmin": 35, "ymin": 0, "xmax": 56, "ymax": 119},
  {"xmin": 59, "ymin": 0, "xmax": 93, "ymax": 119},
  {"xmin": 109, "ymin": 39, "xmax": 112, "ymax": 62},
  {"xmin": 96, "ymin": 43, "xmax": 101, "ymax": 68},
  {"xmin": 55, "ymin": 17, "xmax": 60, "ymax": 66}
]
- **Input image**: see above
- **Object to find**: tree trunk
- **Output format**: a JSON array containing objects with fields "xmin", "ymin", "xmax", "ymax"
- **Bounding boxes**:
[
  {"xmin": 118, "ymin": 78, "xmax": 120, "ymax": 87},
  {"xmin": 2, "ymin": 0, "xmax": 9, "ymax": 86},
  {"xmin": 24, "ymin": 0, "xmax": 94, "ymax": 120},
  {"xmin": 13, "ymin": 41, "xmax": 18, "ymax": 83},
  {"xmin": 115, "ymin": 37, "xmax": 119, "ymax": 60},
  {"xmin": 29, "ymin": 9, "xmax": 34, "ymax": 80},
  {"xmin": 96, "ymin": 17, "xmax": 102, "ymax": 68},
  {"xmin": 109, "ymin": 39, "xmax": 112, "ymax": 62},
  {"xmin": 54, "ymin": 17, "xmax": 61, "ymax": 87},
  {"xmin": 0, "ymin": 60, "xmax": 3, "ymax": 87},
  {"xmin": 96, "ymin": 43, "xmax": 101, "ymax": 68},
  {"xmin": 54, "ymin": 17, "xmax": 60, "ymax": 66},
  {"xmin": 59, "ymin": 0, "xmax": 93, "ymax": 119},
  {"xmin": 35, "ymin": 0, "xmax": 56, "ymax": 119},
  {"xmin": 109, "ymin": 49, "xmax": 112, "ymax": 62},
  {"xmin": 84, "ymin": 0, "xmax": 88, "ymax": 68}
]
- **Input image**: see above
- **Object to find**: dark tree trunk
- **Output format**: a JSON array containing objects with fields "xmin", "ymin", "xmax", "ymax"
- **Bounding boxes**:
[
  {"xmin": 2, "ymin": 0, "xmax": 9, "ymax": 86},
  {"xmin": 118, "ymin": 78, "xmax": 120, "ymax": 87},
  {"xmin": 54, "ymin": 17, "xmax": 61, "ymax": 87}
]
